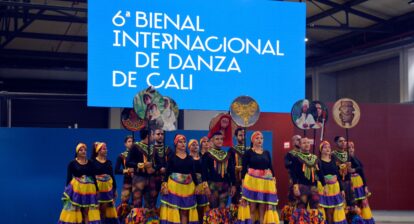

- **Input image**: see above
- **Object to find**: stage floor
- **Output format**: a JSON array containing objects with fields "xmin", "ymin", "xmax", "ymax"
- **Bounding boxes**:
[{"xmin": 374, "ymin": 211, "xmax": 414, "ymax": 223}]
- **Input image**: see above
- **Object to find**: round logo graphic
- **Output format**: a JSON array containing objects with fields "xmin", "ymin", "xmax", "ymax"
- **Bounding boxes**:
[
  {"xmin": 332, "ymin": 98, "xmax": 361, "ymax": 129},
  {"xmin": 121, "ymin": 108, "xmax": 146, "ymax": 131},
  {"xmin": 291, "ymin": 99, "xmax": 314, "ymax": 130},
  {"xmin": 230, "ymin": 96, "xmax": 260, "ymax": 127},
  {"xmin": 133, "ymin": 86, "xmax": 165, "ymax": 130}
]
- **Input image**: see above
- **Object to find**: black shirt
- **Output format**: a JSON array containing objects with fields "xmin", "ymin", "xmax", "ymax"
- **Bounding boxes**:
[
  {"xmin": 153, "ymin": 145, "xmax": 173, "ymax": 172},
  {"xmin": 332, "ymin": 150, "xmax": 352, "ymax": 181},
  {"xmin": 164, "ymin": 154, "xmax": 198, "ymax": 185},
  {"xmin": 201, "ymin": 148, "xmax": 235, "ymax": 185},
  {"xmin": 229, "ymin": 145, "xmax": 248, "ymax": 182},
  {"xmin": 126, "ymin": 141, "xmax": 154, "ymax": 176},
  {"xmin": 290, "ymin": 153, "xmax": 324, "ymax": 186},
  {"xmin": 92, "ymin": 158, "xmax": 117, "ymax": 191},
  {"xmin": 229, "ymin": 145, "xmax": 247, "ymax": 167},
  {"xmin": 241, "ymin": 149, "xmax": 274, "ymax": 180},
  {"xmin": 284, "ymin": 149, "xmax": 299, "ymax": 170},
  {"xmin": 319, "ymin": 157, "xmax": 342, "ymax": 189},
  {"xmin": 351, "ymin": 156, "xmax": 367, "ymax": 186},
  {"xmin": 66, "ymin": 159, "xmax": 95, "ymax": 186},
  {"xmin": 284, "ymin": 149, "xmax": 299, "ymax": 180},
  {"xmin": 193, "ymin": 157, "xmax": 203, "ymax": 174}
]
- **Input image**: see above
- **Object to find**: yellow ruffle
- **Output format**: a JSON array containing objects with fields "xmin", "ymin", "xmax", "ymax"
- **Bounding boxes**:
[
  {"xmin": 160, "ymin": 205, "xmax": 180, "ymax": 223},
  {"xmin": 317, "ymin": 181, "xmax": 324, "ymax": 194},
  {"xmin": 96, "ymin": 175, "xmax": 114, "ymax": 193},
  {"xmin": 160, "ymin": 205, "xmax": 198, "ymax": 223},
  {"xmin": 237, "ymin": 204, "xmax": 251, "ymax": 221},
  {"xmin": 243, "ymin": 173, "xmax": 277, "ymax": 194},
  {"xmin": 59, "ymin": 208, "xmax": 82, "ymax": 223},
  {"xmin": 88, "ymin": 207, "xmax": 101, "ymax": 222},
  {"xmin": 351, "ymin": 174, "xmax": 364, "ymax": 188},
  {"xmin": 167, "ymin": 177, "xmax": 195, "ymax": 197},
  {"xmin": 333, "ymin": 206, "xmax": 346, "ymax": 222},
  {"xmin": 189, "ymin": 207, "xmax": 199, "ymax": 223},
  {"xmin": 263, "ymin": 209, "xmax": 280, "ymax": 224},
  {"xmin": 70, "ymin": 178, "xmax": 97, "ymax": 195},
  {"xmin": 361, "ymin": 202, "xmax": 373, "ymax": 219},
  {"xmin": 105, "ymin": 204, "xmax": 118, "ymax": 219},
  {"xmin": 318, "ymin": 177, "xmax": 341, "ymax": 196}
]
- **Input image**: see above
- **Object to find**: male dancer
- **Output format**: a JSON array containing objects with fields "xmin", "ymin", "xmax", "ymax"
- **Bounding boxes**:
[
  {"xmin": 332, "ymin": 136, "xmax": 355, "ymax": 210},
  {"xmin": 228, "ymin": 128, "xmax": 248, "ymax": 205},
  {"xmin": 290, "ymin": 137, "xmax": 325, "ymax": 223},
  {"xmin": 202, "ymin": 132, "xmax": 236, "ymax": 222},
  {"xmin": 115, "ymin": 135, "xmax": 135, "ymax": 220},
  {"xmin": 152, "ymin": 128, "xmax": 172, "ymax": 195},
  {"xmin": 281, "ymin": 135, "xmax": 301, "ymax": 223},
  {"xmin": 126, "ymin": 130, "xmax": 157, "ymax": 209}
]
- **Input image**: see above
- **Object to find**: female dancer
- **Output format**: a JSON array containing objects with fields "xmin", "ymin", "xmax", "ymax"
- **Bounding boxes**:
[
  {"xmin": 58, "ymin": 143, "xmax": 100, "ymax": 224},
  {"xmin": 91, "ymin": 142, "xmax": 119, "ymax": 224},
  {"xmin": 199, "ymin": 137, "xmax": 209, "ymax": 156},
  {"xmin": 189, "ymin": 139, "xmax": 209, "ymax": 222},
  {"xmin": 240, "ymin": 131, "xmax": 279, "ymax": 224},
  {"xmin": 160, "ymin": 134, "xmax": 199, "ymax": 224},
  {"xmin": 348, "ymin": 141, "xmax": 375, "ymax": 224},
  {"xmin": 318, "ymin": 141, "xmax": 346, "ymax": 224}
]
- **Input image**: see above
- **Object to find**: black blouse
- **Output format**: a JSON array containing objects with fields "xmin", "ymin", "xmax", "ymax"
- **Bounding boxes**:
[
  {"xmin": 319, "ymin": 158, "xmax": 342, "ymax": 190},
  {"xmin": 165, "ymin": 154, "xmax": 199, "ymax": 185},
  {"xmin": 201, "ymin": 148, "xmax": 235, "ymax": 185},
  {"xmin": 241, "ymin": 149, "xmax": 274, "ymax": 179},
  {"xmin": 66, "ymin": 159, "xmax": 95, "ymax": 186},
  {"xmin": 92, "ymin": 158, "xmax": 117, "ymax": 191},
  {"xmin": 290, "ymin": 154, "xmax": 325, "ymax": 186}
]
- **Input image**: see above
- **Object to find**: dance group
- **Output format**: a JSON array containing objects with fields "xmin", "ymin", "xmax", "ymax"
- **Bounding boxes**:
[{"xmin": 57, "ymin": 128, "xmax": 375, "ymax": 224}]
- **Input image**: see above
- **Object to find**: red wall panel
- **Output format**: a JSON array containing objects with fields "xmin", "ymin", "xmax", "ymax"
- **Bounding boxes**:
[{"xmin": 250, "ymin": 103, "xmax": 414, "ymax": 210}]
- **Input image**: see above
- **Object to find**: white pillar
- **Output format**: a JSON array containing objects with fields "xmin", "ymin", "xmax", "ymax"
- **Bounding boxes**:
[{"xmin": 400, "ymin": 47, "xmax": 414, "ymax": 103}]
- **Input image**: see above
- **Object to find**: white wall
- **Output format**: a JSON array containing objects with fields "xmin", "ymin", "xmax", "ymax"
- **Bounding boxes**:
[
  {"xmin": 183, "ymin": 110, "xmax": 226, "ymax": 130},
  {"xmin": 108, "ymin": 108, "xmax": 122, "ymax": 129}
]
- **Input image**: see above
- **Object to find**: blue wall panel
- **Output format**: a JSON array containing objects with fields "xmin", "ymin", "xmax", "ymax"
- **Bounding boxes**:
[{"xmin": 0, "ymin": 128, "xmax": 271, "ymax": 223}]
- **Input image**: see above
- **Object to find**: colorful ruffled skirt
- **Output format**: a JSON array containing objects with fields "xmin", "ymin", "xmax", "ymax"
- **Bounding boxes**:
[
  {"xmin": 332, "ymin": 205, "xmax": 347, "ymax": 224},
  {"xmin": 195, "ymin": 173, "xmax": 209, "ymax": 208},
  {"xmin": 96, "ymin": 174, "xmax": 115, "ymax": 203},
  {"xmin": 351, "ymin": 173, "xmax": 369, "ymax": 201},
  {"xmin": 96, "ymin": 174, "xmax": 119, "ymax": 224},
  {"xmin": 317, "ymin": 175, "xmax": 346, "ymax": 224},
  {"xmin": 318, "ymin": 175, "xmax": 344, "ymax": 208},
  {"xmin": 160, "ymin": 173, "xmax": 198, "ymax": 224},
  {"xmin": 58, "ymin": 176, "xmax": 101, "ymax": 224},
  {"xmin": 360, "ymin": 198, "xmax": 375, "ymax": 224},
  {"xmin": 241, "ymin": 168, "xmax": 278, "ymax": 205},
  {"xmin": 236, "ymin": 204, "xmax": 280, "ymax": 224},
  {"xmin": 239, "ymin": 168, "xmax": 279, "ymax": 224},
  {"xmin": 351, "ymin": 174, "xmax": 375, "ymax": 223}
]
